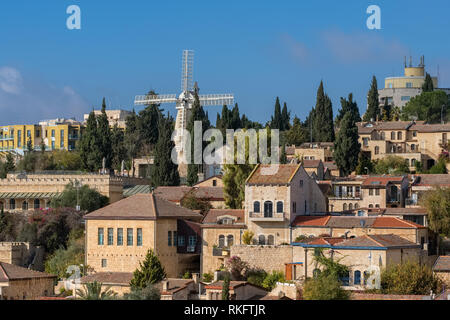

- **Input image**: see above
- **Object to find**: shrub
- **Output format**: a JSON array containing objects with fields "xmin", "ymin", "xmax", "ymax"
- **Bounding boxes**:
[
  {"xmin": 130, "ymin": 249, "xmax": 166, "ymax": 289},
  {"xmin": 262, "ymin": 271, "xmax": 285, "ymax": 290},
  {"xmin": 182, "ymin": 271, "xmax": 191, "ymax": 279},
  {"xmin": 202, "ymin": 273, "xmax": 213, "ymax": 282},
  {"xmin": 124, "ymin": 284, "xmax": 161, "ymax": 300},
  {"xmin": 303, "ymin": 274, "xmax": 350, "ymax": 300},
  {"xmin": 225, "ymin": 256, "xmax": 249, "ymax": 280},
  {"xmin": 242, "ymin": 230, "xmax": 254, "ymax": 245},
  {"xmin": 246, "ymin": 269, "xmax": 267, "ymax": 287}
]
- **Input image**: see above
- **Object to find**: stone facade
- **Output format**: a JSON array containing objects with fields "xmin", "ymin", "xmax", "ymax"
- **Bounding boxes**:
[
  {"xmin": 230, "ymin": 245, "xmax": 293, "ymax": 273},
  {"xmin": 0, "ymin": 277, "xmax": 55, "ymax": 300},
  {"xmin": 0, "ymin": 242, "xmax": 32, "ymax": 266}
]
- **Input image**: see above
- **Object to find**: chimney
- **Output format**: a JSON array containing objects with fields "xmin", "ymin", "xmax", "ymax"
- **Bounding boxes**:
[{"xmin": 162, "ymin": 280, "xmax": 169, "ymax": 292}]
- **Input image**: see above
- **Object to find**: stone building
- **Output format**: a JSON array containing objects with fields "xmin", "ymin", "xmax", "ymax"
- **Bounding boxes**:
[
  {"xmin": 302, "ymin": 160, "xmax": 326, "ymax": 180},
  {"xmin": 291, "ymin": 234, "xmax": 423, "ymax": 288},
  {"xmin": 0, "ymin": 262, "xmax": 56, "ymax": 300},
  {"xmin": 203, "ymin": 281, "xmax": 267, "ymax": 300},
  {"xmin": 358, "ymin": 121, "xmax": 450, "ymax": 171},
  {"xmin": 290, "ymin": 142, "xmax": 334, "ymax": 162},
  {"xmin": 406, "ymin": 174, "xmax": 450, "ymax": 207},
  {"xmin": 0, "ymin": 242, "xmax": 34, "ymax": 267},
  {"xmin": 83, "ymin": 193, "xmax": 202, "ymax": 278},
  {"xmin": 244, "ymin": 164, "xmax": 327, "ymax": 246},
  {"xmin": 194, "ymin": 175, "xmax": 223, "ymax": 188},
  {"xmin": 153, "ymin": 185, "xmax": 226, "ymax": 209},
  {"xmin": 0, "ymin": 172, "xmax": 148, "ymax": 212},
  {"xmin": 83, "ymin": 109, "xmax": 132, "ymax": 129},
  {"xmin": 200, "ymin": 209, "xmax": 246, "ymax": 275}
]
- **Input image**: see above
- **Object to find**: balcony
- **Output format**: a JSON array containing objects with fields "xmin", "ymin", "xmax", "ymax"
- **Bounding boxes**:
[
  {"xmin": 248, "ymin": 211, "xmax": 285, "ymax": 222},
  {"xmin": 330, "ymin": 192, "xmax": 362, "ymax": 200}
]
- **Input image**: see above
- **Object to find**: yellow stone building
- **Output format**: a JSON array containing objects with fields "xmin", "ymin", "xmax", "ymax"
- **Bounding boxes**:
[{"xmin": 83, "ymin": 193, "xmax": 202, "ymax": 278}]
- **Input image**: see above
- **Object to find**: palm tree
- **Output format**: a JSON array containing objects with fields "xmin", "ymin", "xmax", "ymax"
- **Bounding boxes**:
[{"xmin": 76, "ymin": 281, "xmax": 117, "ymax": 300}]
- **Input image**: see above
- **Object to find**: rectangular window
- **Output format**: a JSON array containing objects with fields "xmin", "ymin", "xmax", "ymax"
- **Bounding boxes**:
[
  {"xmin": 60, "ymin": 130, "xmax": 64, "ymax": 148},
  {"xmin": 17, "ymin": 130, "xmax": 22, "ymax": 147},
  {"xmin": 27, "ymin": 130, "xmax": 31, "ymax": 137},
  {"xmin": 137, "ymin": 228, "xmax": 143, "ymax": 246},
  {"xmin": 51, "ymin": 129, "xmax": 55, "ymax": 137},
  {"xmin": 293, "ymin": 202, "xmax": 297, "ymax": 213},
  {"xmin": 178, "ymin": 235, "xmax": 185, "ymax": 246},
  {"xmin": 101, "ymin": 259, "xmax": 107, "ymax": 268},
  {"xmin": 406, "ymin": 82, "xmax": 412, "ymax": 88},
  {"xmin": 173, "ymin": 231, "xmax": 177, "ymax": 247},
  {"xmin": 188, "ymin": 235, "xmax": 197, "ymax": 247},
  {"xmin": 51, "ymin": 141, "xmax": 55, "ymax": 149},
  {"xmin": 127, "ymin": 228, "xmax": 133, "ymax": 246},
  {"xmin": 375, "ymin": 189, "xmax": 380, "ymax": 196},
  {"xmin": 299, "ymin": 180, "xmax": 303, "ymax": 188},
  {"xmin": 168, "ymin": 231, "xmax": 172, "ymax": 246},
  {"xmin": 98, "ymin": 228, "xmax": 104, "ymax": 245},
  {"xmin": 117, "ymin": 228, "xmax": 123, "ymax": 246},
  {"xmin": 401, "ymin": 96, "xmax": 411, "ymax": 102},
  {"xmin": 369, "ymin": 189, "xmax": 374, "ymax": 196},
  {"xmin": 107, "ymin": 228, "xmax": 114, "ymax": 245}
]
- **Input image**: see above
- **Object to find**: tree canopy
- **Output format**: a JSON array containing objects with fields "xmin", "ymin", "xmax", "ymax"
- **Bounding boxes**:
[{"xmin": 401, "ymin": 90, "xmax": 449, "ymax": 123}]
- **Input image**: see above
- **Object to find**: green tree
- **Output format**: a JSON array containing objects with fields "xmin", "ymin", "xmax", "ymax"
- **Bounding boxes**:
[
  {"xmin": 262, "ymin": 271, "xmax": 285, "ymax": 290},
  {"xmin": 429, "ymin": 158, "xmax": 448, "ymax": 174},
  {"xmin": 422, "ymin": 187, "xmax": 450, "ymax": 239},
  {"xmin": 422, "ymin": 73, "xmax": 434, "ymax": 92},
  {"xmin": 222, "ymin": 275, "xmax": 230, "ymax": 300},
  {"xmin": 381, "ymin": 99, "xmax": 392, "ymax": 121},
  {"xmin": 303, "ymin": 274, "xmax": 350, "ymax": 300},
  {"xmin": 180, "ymin": 190, "xmax": 212, "ymax": 215},
  {"xmin": 401, "ymin": 90, "xmax": 449, "ymax": 123},
  {"xmin": 50, "ymin": 182, "xmax": 109, "ymax": 212},
  {"xmin": 334, "ymin": 112, "xmax": 361, "ymax": 176},
  {"xmin": 124, "ymin": 285, "xmax": 161, "ymax": 300},
  {"xmin": 124, "ymin": 109, "xmax": 142, "ymax": 177},
  {"xmin": 270, "ymin": 97, "xmax": 283, "ymax": 130},
  {"xmin": 355, "ymin": 152, "xmax": 374, "ymax": 175},
  {"xmin": 312, "ymin": 81, "xmax": 335, "ymax": 142},
  {"xmin": 280, "ymin": 144, "xmax": 287, "ymax": 164},
  {"xmin": 130, "ymin": 249, "xmax": 167, "ymax": 289},
  {"xmin": 150, "ymin": 114, "xmax": 180, "ymax": 187},
  {"xmin": 281, "ymin": 102, "xmax": 291, "ymax": 131},
  {"xmin": 80, "ymin": 111, "xmax": 102, "ymax": 172},
  {"xmin": 285, "ymin": 116, "xmax": 307, "ymax": 146},
  {"xmin": 138, "ymin": 91, "xmax": 161, "ymax": 150},
  {"xmin": 97, "ymin": 98, "xmax": 113, "ymax": 170},
  {"xmin": 335, "ymin": 93, "xmax": 361, "ymax": 128},
  {"xmin": 186, "ymin": 92, "xmax": 211, "ymax": 186},
  {"xmin": 110, "ymin": 124, "xmax": 126, "ymax": 172},
  {"xmin": 363, "ymin": 76, "xmax": 380, "ymax": 122},
  {"xmin": 242, "ymin": 230, "xmax": 254, "ymax": 245},
  {"xmin": 380, "ymin": 261, "xmax": 442, "ymax": 295},
  {"xmin": 374, "ymin": 155, "xmax": 410, "ymax": 175},
  {"xmin": 76, "ymin": 281, "xmax": 117, "ymax": 300}
]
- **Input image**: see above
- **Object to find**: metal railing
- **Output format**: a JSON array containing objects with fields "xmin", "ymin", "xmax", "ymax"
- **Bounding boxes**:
[{"xmin": 249, "ymin": 211, "xmax": 285, "ymax": 219}]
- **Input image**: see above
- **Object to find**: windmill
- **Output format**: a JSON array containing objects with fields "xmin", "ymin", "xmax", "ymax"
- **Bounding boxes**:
[{"xmin": 134, "ymin": 50, "xmax": 234, "ymax": 176}]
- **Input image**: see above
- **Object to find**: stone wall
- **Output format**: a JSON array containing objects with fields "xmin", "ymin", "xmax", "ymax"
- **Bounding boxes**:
[
  {"xmin": 1, "ymin": 277, "xmax": 55, "ymax": 300},
  {"xmin": 230, "ymin": 245, "xmax": 293, "ymax": 273},
  {"xmin": 0, "ymin": 242, "xmax": 32, "ymax": 266}
]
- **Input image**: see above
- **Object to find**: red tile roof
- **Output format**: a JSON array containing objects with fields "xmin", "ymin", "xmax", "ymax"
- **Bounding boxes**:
[
  {"xmin": 202, "ymin": 209, "xmax": 245, "ymax": 224},
  {"xmin": 371, "ymin": 217, "xmax": 425, "ymax": 229},
  {"xmin": 307, "ymin": 237, "xmax": 345, "ymax": 246},
  {"xmin": 246, "ymin": 164, "xmax": 301, "ymax": 185},
  {"xmin": 362, "ymin": 176, "xmax": 405, "ymax": 187},
  {"xmin": 302, "ymin": 160, "xmax": 322, "ymax": 168},
  {"xmin": 291, "ymin": 215, "xmax": 331, "ymax": 227},
  {"xmin": 80, "ymin": 272, "xmax": 133, "ymax": 285},
  {"xmin": 336, "ymin": 234, "xmax": 419, "ymax": 248}
]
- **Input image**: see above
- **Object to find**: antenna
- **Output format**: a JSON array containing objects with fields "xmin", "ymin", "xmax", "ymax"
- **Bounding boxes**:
[{"xmin": 181, "ymin": 50, "xmax": 194, "ymax": 92}]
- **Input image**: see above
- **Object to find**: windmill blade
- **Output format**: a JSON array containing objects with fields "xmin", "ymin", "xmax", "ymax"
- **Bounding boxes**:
[
  {"xmin": 181, "ymin": 50, "xmax": 194, "ymax": 92},
  {"xmin": 134, "ymin": 94, "xmax": 177, "ymax": 105},
  {"xmin": 199, "ymin": 94, "xmax": 234, "ymax": 106}
]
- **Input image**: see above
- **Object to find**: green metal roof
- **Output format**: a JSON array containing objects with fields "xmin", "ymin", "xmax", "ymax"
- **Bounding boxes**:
[
  {"xmin": 0, "ymin": 192, "xmax": 61, "ymax": 199},
  {"xmin": 123, "ymin": 185, "xmax": 151, "ymax": 197}
]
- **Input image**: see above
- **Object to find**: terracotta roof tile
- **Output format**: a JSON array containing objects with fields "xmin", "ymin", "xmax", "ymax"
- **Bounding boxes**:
[
  {"xmin": 371, "ymin": 217, "xmax": 425, "ymax": 229},
  {"xmin": 412, "ymin": 174, "xmax": 450, "ymax": 187},
  {"xmin": 154, "ymin": 186, "xmax": 193, "ymax": 202},
  {"xmin": 84, "ymin": 194, "xmax": 202, "ymax": 220},
  {"xmin": 202, "ymin": 209, "xmax": 245, "ymax": 224},
  {"xmin": 337, "ymin": 234, "xmax": 418, "ymax": 248},
  {"xmin": 246, "ymin": 164, "xmax": 301, "ymax": 185},
  {"xmin": 80, "ymin": 272, "xmax": 133, "ymax": 285},
  {"xmin": 291, "ymin": 215, "xmax": 331, "ymax": 227},
  {"xmin": 362, "ymin": 176, "xmax": 405, "ymax": 187},
  {"xmin": 302, "ymin": 160, "xmax": 322, "ymax": 168}
]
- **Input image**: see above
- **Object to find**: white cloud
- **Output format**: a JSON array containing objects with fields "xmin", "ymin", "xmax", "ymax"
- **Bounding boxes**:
[
  {"xmin": 0, "ymin": 66, "xmax": 90, "ymax": 124},
  {"xmin": 280, "ymin": 33, "xmax": 309, "ymax": 64},
  {"xmin": 321, "ymin": 29, "xmax": 409, "ymax": 63},
  {"xmin": 0, "ymin": 67, "xmax": 23, "ymax": 94}
]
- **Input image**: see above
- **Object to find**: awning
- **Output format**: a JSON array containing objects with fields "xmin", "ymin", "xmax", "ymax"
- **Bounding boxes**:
[{"xmin": 0, "ymin": 192, "xmax": 62, "ymax": 200}]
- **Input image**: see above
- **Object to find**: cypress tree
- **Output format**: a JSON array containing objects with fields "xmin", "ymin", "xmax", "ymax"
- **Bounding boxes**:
[
  {"xmin": 186, "ymin": 92, "xmax": 210, "ymax": 186},
  {"xmin": 111, "ymin": 124, "xmax": 126, "ymax": 172},
  {"xmin": 150, "ymin": 114, "xmax": 180, "ymax": 187},
  {"xmin": 97, "ymin": 98, "xmax": 112, "ymax": 169},
  {"xmin": 231, "ymin": 103, "xmax": 241, "ymax": 130},
  {"xmin": 271, "ymin": 97, "xmax": 282, "ymax": 130},
  {"xmin": 312, "ymin": 81, "xmax": 335, "ymax": 142},
  {"xmin": 80, "ymin": 111, "xmax": 102, "ymax": 172},
  {"xmin": 334, "ymin": 112, "xmax": 361, "ymax": 176},
  {"xmin": 124, "ymin": 110, "xmax": 141, "ymax": 177},
  {"xmin": 363, "ymin": 76, "xmax": 380, "ymax": 121},
  {"xmin": 281, "ymin": 102, "xmax": 291, "ymax": 131},
  {"xmin": 336, "ymin": 93, "xmax": 361, "ymax": 128},
  {"xmin": 422, "ymin": 73, "xmax": 434, "ymax": 92},
  {"xmin": 222, "ymin": 275, "xmax": 230, "ymax": 300},
  {"xmin": 280, "ymin": 144, "xmax": 288, "ymax": 164},
  {"xmin": 138, "ymin": 91, "xmax": 161, "ymax": 150}
]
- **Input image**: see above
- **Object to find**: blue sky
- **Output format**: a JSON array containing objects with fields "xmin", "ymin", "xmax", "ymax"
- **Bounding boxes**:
[{"xmin": 1, "ymin": 0, "xmax": 450, "ymax": 125}]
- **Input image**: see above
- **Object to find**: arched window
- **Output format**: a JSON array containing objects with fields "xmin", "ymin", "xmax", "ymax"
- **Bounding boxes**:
[
  {"xmin": 264, "ymin": 201, "xmax": 273, "ymax": 218},
  {"xmin": 267, "ymin": 235, "xmax": 274, "ymax": 245},
  {"xmin": 34, "ymin": 199, "xmax": 40, "ymax": 209},
  {"xmin": 374, "ymin": 146, "xmax": 379, "ymax": 155},
  {"xmin": 354, "ymin": 270, "xmax": 361, "ymax": 285},
  {"xmin": 339, "ymin": 271, "xmax": 350, "ymax": 286},
  {"xmin": 343, "ymin": 203, "xmax": 347, "ymax": 211},
  {"xmin": 368, "ymin": 204, "xmax": 373, "ymax": 208},
  {"xmin": 276, "ymin": 201, "xmax": 283, "ymax": 213},
  {"xmin": 218, "ymin": 235, "xmax": 225, "ymax": 248},
  {"xmin": 354, "ymin": 203, "xmax": 359, "ymax": 209},
  {"xmin": 258, "ymin": 235, "xmax": 266, "ymax": 245},
  {"xmin": 411, "ymin": 159, "xmax": 416, "ymax": 166},
  {"xmin": 348, "ymin": 203, "xmax": 353, "ymax": 210},
  {"xmin": 397, "ymin": 131, "xmax": 402, "ymax": 140},
  {"xmin": 227, "ymin": 235, "xmax": 234, "ymax": 247},
  {"xmin": 9, "ymin": 199, "xmax": 15, "ymax": 210},
  {"xmin": 22, "ymin": 201, "xmax": 28, "ymax": 210},
  {"xmin": 380, "ymin": 132, "xmax": 385, "ymax": 140},
  {"xmin": 391, "ymin": 131, "xmax": 395, "ymax": 140},
  {"xmin": 253, "ymin": 201, "xmax": 260, "ymax": 213}
]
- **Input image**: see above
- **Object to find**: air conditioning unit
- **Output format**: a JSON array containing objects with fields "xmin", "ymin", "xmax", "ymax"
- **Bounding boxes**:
[{"xmin": 187, "ymin": 246, "xmax": 195, "ymax": 253}]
